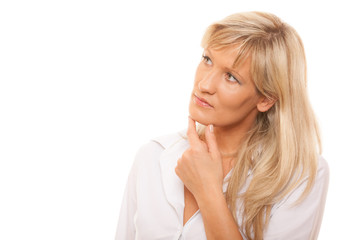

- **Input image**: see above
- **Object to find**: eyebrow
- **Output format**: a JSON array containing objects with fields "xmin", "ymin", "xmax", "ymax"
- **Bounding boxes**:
[
  {"xmin": 205, "ymin": 48, "xmax": 248, "ymax": 83},
  {"xmin": 205, "ymin": 48, "xmax": 214, "ymax": 58}
]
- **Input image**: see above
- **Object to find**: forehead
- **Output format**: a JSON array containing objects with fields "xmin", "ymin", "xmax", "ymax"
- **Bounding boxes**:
[{"xmin": 207, "ymin": 45, "xmax": 251, "ymax": 68}]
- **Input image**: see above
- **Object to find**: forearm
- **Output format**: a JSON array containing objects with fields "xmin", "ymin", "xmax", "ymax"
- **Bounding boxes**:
[{"xmin": 196, "ymin": 189, "xmax": 243, "ymax": 240}]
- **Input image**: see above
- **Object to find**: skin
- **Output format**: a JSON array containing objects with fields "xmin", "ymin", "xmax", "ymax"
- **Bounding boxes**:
[{"xmin": 175, "ymin": 46, "xmax": 275, "ymax": 239}]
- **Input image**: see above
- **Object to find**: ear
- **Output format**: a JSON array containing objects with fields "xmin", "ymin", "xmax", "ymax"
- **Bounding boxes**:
[{"xmin": 257, "ymin": 96, "xmax": 277, "ymax": 112}]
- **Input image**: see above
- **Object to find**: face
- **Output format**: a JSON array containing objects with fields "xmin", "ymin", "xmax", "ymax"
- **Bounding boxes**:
[{"xmin": 189, "ymin": 46, "xmax": 262, "ymax": 130}]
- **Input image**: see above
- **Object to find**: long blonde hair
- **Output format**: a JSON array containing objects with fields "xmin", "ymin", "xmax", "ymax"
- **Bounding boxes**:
[{"xmin": 197, "ymin": 12, "xmax": 321, "ymax": 240}]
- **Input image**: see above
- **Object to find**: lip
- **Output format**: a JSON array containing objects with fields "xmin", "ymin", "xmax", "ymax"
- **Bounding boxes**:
[{"xmin": 193, "ymin": 93, "xmax": 213, "ymax": 108}]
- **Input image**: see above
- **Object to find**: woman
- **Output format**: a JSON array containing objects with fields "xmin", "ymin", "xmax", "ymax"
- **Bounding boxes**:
[{"xmin": 116, "ymin": 11, "xmax": 329, "ymax": 240}]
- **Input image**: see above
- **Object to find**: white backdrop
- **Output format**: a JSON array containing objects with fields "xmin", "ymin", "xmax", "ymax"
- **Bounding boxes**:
[{"xmin": 1, "ymin": 0, "xmax": 359, "ymax": 239}]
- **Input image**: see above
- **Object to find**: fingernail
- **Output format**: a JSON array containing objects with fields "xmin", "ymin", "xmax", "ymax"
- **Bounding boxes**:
[{"xmin": 209, "ymin": 124, "xmax": 214, "ymax": 133}]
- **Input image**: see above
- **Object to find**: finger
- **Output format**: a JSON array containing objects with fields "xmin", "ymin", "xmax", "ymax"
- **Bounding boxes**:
[
  {"xmin": 187, "ymin": 116, "xmax": 201, "ymax": 147},
  {"xmin": 204, "ymin": 124, "xmax": 221, "ymax": 159}
]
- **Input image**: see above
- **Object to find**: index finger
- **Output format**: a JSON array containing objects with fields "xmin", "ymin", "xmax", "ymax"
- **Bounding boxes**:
[{"xmin": 187, "ymin": 116, "xmax": 201, "ymax": 147}]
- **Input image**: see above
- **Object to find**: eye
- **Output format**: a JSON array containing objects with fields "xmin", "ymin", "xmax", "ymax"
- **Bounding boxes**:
[
  {"xmin": 202, "ymin": 54, "xmax": 213, "ymax": 65},
  {"xmin": 226, "ymin": 73, "xmax": 240, "ymax": 84}
]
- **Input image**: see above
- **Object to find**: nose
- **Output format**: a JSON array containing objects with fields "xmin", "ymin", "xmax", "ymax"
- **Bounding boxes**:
[{"xmin": 198, "ymin": 69, "xmax": 218, "ymax": 95}]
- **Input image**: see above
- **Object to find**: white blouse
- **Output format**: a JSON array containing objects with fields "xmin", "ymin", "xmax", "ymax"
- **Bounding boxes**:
[{"xmin": 115, "ymin": 130, "xmax": 329, "ymax": 240}]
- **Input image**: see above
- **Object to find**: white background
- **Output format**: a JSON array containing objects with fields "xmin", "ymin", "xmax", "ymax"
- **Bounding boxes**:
[{"xmin": 0, "ymin": 0, "xmax": 359, "ymax": 239}]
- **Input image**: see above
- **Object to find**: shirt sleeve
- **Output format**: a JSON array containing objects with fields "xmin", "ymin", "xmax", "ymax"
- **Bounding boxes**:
[
  {"xmin": 114, "ymin": 143, "xmax": 149, "ymax": 240},
  {"xmin": 264, "ymin": 157, "xmax": 329, "ymax": 240}
]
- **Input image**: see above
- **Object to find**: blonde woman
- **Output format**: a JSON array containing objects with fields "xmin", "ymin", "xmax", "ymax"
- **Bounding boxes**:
[{"xmin": 116, "ymin": 12, "xmax": 329, "ymax": 240}]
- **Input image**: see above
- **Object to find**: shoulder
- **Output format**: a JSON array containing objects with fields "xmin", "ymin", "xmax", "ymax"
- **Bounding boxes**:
[
  {"xmin": 314, "ymin": 155, "xmax": 330, "ymax": 199},
  {"xmin": 317, "ymin": 156, "xmax": 330, "ymax": 181},
  {"xmin": 275, "ymin": 155, "xmax": 329, "ymax": 208},
  {"xmin": 314, "ymin": 156, "xmax": 330, "ymax": 198},
  {"xmin": 132, "ymin": 129, "xmax": 187, "ymax": 166},
  {"xmin": 151, "ymin": 129, "xmax": 187, "ymax": 149},
  {"xmin": 264, "ymin": 156, "xmax": 329, "ymax": 239}
]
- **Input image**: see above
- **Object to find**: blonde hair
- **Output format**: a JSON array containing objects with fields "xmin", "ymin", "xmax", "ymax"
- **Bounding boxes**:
[{"xmin": 197, "ymin": 12, "xmax": 321, "ymax": 239}]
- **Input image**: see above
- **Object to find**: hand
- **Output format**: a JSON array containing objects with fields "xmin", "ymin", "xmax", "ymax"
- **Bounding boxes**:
[{"xmin": 175, "ymin": 117, "xmax": 223, "ymax": 201}]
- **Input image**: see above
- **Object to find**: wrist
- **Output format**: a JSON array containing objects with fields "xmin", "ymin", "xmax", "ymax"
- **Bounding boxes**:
[{"xmin": 196, "ymin": 186, "xmax": 225, "ymax": 209}]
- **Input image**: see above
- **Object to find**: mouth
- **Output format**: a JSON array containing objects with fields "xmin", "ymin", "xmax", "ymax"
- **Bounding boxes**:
[{"xmin": 193, "ymin": 93, "xmax": 213, "ymax": 108}]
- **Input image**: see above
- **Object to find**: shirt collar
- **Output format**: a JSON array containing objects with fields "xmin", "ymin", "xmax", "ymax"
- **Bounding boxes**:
[{"xmin": 155, "ymin": 130, "xmax": 188, "ymax": 224}]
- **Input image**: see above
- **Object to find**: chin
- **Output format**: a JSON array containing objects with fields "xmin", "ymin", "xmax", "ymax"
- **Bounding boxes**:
[{"xmin": 189, "ymin": 106, "xmax": 213, "ymax": 126}]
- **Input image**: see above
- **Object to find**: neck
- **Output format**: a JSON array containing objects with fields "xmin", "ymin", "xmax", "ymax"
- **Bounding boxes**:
[{"xmin": 213, "ymin": 120, "xmax": 254, "ymax": 156}]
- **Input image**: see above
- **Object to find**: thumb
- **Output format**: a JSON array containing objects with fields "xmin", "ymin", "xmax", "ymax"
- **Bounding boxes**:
[{"xmin": 205, "ymin": 124, "xmax": 221, "ymax": 159}]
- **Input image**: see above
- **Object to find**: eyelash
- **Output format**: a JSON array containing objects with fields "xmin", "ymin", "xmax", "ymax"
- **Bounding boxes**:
[
  {"xmin": 225, "ymin": 73, "xmax": 240, "ymax": 84},
  {"xmin": 202, "ymin": 54, "xmax": 240, "ymax": 84},
  {"xmin": 202, "ymin": 55, "xmax": 212, "ymax": 65}
]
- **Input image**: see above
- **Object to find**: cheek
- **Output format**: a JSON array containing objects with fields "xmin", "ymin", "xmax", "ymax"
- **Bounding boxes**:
[
  {"xmin": 193, "ymin": 65, "xmax": 203, "ymax": 88},
  {"xmin": 217, "ymin": 87, "xmax": 258, "ymax": 114},
  {"xmin": 217, "ymin": 85, "xmax": 245, "ymax": 109}
]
